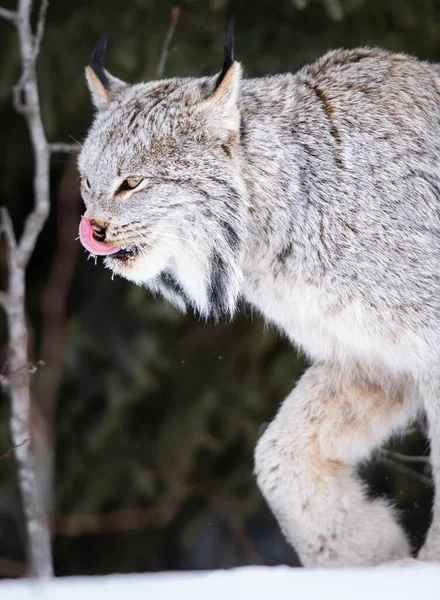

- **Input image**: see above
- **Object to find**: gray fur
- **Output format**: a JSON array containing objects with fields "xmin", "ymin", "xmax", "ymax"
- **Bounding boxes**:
[{"xmin": 79, "ymin": 44, "xmax": 440, "ymax": 566}]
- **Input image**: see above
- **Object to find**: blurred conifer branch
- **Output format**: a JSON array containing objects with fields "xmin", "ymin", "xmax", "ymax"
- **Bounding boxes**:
[{"xmin": 0, "ymin": 0, "xmax": 80, "ymax": 579}]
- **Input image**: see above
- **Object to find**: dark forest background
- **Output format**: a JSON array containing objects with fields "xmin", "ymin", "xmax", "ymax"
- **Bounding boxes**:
[{"xmin": 0, "ymin": 0, "xmax": 436, "ymax": 577}]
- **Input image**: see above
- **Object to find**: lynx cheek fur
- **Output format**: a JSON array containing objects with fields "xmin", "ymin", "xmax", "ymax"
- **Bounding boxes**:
[{"xmin": 78, "ymin": 29, "xmax": 440, "ymax": 566}]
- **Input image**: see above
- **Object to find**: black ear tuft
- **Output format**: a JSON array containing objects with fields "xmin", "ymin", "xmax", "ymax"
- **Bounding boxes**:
[
  {"xmin": 89, "ymin": 35, "xmax": 110, "ymax": 90},
  {"xmin": 215, "ymin": 19, "xmax": 235, "ymax": 90}
]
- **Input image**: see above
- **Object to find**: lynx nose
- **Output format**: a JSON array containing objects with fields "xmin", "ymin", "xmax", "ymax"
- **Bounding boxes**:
[{"xmin": 90, "ymin": 220, "xmax": 107, "ymax": 242}]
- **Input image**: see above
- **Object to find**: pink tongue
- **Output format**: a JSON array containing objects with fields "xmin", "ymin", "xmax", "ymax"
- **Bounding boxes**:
[{"xmin": 79, "ymin": 216, "xmax": 121, "ymax": 256}]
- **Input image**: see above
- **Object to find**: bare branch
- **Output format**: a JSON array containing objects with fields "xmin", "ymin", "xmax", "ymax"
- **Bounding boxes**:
[
  {"xmin": 32, "ymin": 0, "xmax": 49, "ymax": 61},
  {"xmin": 156, "ymin": 6, "xmax": 180, "ymax": 79},
  {"xmin": 3, "ymin": 0, "xmax": 54, "ymax": 578},
  {"xmin": 3, "ymin": 0, "xmax": 88, "ymax": 578},
  {"xmin": 12, "ymin": 0, "xmax": 50, "ymax": 267},
  {"xmin": 378, "ymin": 456, "xmax": 433, "ymax": 488},
  {"xmin": 381, "ymin": 449, "xmax": 430, "ymax": 465},
  {"xmin": 33, "ymin": 161, "xmax": 81, "ymax": 518},
  {"xmin": 0, "ymin": 7, "xmax": 19, "ymax": 22},
  {"xmin": 12, "ymin": 81, "xmax": 26, "ymax": 114},
  {"xmin": 0, "ymin": 292, "xmax": 7, "ymax": 310},
  {"xmin": 1, "ymin": 206, "xmax": 18, "ymax": 252},
  {"xmin": 49, "ymin": 142, "xmax": 81, "ymax": 154},
  {"xmin": 0, "ymin": 439, "xmax": 29, "ymax": 461},
  {"xmin": 52, "ymin": 485, "xmax": 188, "ymax": 536}
]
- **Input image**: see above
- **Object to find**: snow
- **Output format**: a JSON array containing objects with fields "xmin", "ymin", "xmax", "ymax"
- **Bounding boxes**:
[{"xmin": 1, "ymin": 564, "xmax": 440, "ymax": 600}]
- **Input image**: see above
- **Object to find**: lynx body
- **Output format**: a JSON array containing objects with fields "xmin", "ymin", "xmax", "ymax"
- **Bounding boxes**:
[{"xmin": 78, "ymin": 36, "xmax": 440, "ymax": 566}]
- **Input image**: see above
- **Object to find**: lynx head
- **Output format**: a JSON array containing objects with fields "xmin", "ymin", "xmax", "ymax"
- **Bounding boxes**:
[{"xmin": 78, "ymin": 25, "xmax": 248, "ymax": 320}]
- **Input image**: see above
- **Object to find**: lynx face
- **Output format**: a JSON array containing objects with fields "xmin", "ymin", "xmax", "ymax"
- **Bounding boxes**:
[{"xmin": 78, "ymin": 34, "xmax": 248, "ymax": 319}]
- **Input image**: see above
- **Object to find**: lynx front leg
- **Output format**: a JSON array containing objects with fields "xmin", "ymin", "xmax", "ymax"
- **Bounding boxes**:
[{"xmin": 255, "ymin": 363, "xmax": 419, "ymax": 567}]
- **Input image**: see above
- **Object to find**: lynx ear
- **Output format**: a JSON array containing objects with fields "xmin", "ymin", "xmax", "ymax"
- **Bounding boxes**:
[
  {"xmin": 86, "ymin": 36, "xmax": 128, "ymax": 110},
  {"xmin": 195, "ymin": 21, "xmax": 242, "ymax": 137}
]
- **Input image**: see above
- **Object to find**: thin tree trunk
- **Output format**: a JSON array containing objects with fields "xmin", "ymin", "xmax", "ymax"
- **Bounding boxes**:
[{"xmin": 0, "ymin": 0, "xmax": 80, "ymax": 577}]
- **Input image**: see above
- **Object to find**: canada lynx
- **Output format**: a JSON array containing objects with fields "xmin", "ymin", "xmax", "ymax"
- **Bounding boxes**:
[{"xmin": 78, "ymin": 28, "xmax": 440, "ymax": 567}]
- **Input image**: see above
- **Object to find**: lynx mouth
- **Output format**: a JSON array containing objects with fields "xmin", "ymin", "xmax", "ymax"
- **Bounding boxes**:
[
  {"xmin": 79, "ymin": 216, "xmax": 143, "ymax": 262},
  {"xmin": 110, "ymin": 247, "xmax": 139, "ymax": 261}
]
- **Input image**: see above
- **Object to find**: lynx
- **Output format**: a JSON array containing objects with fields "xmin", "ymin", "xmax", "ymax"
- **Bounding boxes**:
[{"xmin": 78, "ymin": 28, "xmax": 440, "ymax": 567}]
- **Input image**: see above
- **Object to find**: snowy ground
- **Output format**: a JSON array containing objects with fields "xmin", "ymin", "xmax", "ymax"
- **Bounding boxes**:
[{"xmin": 1, "ymin": 564, "xmax": 440, "ymax": 600}]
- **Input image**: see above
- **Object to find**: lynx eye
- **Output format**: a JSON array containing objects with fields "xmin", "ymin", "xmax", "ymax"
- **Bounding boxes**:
[
  {"xmin": 126, "ymin": 176, "xmax": 143, "ymax": 189},
  {"xmin": 116, "ymin": 177, "xmax": 144, "ymax": 195}
]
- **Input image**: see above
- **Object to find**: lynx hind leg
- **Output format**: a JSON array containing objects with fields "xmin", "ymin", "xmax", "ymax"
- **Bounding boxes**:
[
  {"xmin": 255, "ymin": 364, "xmax": 419, "ymax": 567},
  {"xmin": 418, "ymin": 379, "xmax": 440, "ymax": 562}
]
